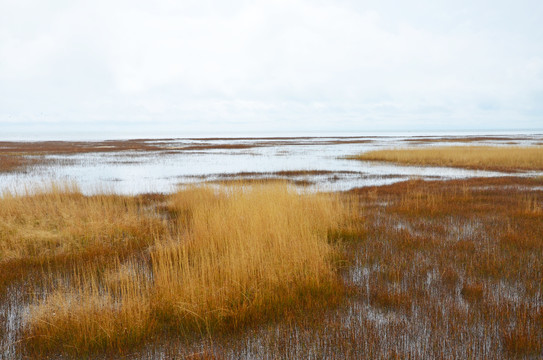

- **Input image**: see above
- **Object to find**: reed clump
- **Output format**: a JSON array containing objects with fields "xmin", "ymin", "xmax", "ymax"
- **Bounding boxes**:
[
  {"xmin": 153, "ymin": 184, "xmax": 347, "ymax": 330},
  {"xmin": 25, "ymin": 265, "xmax": 155, "ymax": 354},
  {"xmin": 0, "ymin": 182, "xmax": 165, "ymax": 264},
  {"xmin": 23, "ymin": 183, "xmax": 354, "ymax": 356},
  {"xmin": 350, "ymin": 145, "xmax": 543, "ymax": 171}
]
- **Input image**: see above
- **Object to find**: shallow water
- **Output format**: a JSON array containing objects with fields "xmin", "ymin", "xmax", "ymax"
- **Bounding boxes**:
[
  {"xmin": 1, "ymin": 134, "xmax": 542, "ymax": 194},
  {"xmin": 1, "ymin": 152, "xmax": 542, "ymax": 359}
]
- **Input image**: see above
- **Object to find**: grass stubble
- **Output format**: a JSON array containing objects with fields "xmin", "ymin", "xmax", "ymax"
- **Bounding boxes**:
[{"xmin": 0, "ymin": 176, "xmax": 542, "ymax": 359}]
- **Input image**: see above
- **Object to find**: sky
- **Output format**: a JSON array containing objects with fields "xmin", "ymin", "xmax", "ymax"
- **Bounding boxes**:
[{"xmin": 1, "ymin": 0, "xmax": 542, "ymax": 138}]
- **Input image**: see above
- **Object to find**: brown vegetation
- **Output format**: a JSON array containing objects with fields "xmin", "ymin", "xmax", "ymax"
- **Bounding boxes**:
[
  {"xmin": 0, "ymin": 137, "xmax": 377, "ymax": 157},
  {"xmin": 194, "ymin": 170, "xmax": 361, "ymax": 187},
  {"xmin": 369, "ymin": 284, "xmax": 412, "ymax": 311},
  {"xmin": 351, "ymin": 145, "xmax": 543, "ymax": 172},
  {"xmin": 0, "ymin": 155, "xmax": 45, "ymax": 172},
  {"xmin": 177, "ymin": 144, "xmax": 257, "ymax": 150},
  {"xmin": 461, "ymin": 282, "xmax": 484, "ymax": 302},
  {"xmin": 1, "ymin": 176, "xmax": 542, "ymax": 359},
  {"xmin": 212, "ymin": 170, "xmax": 357, "ymax": 178},
  {"xmin": 0, "ymin": 139, "xmax": 167, "ymax": 155},
  {"xmin": 343, "ymin": 177, "xmax": 543, "ymax": 358},
  {"xmin": 8, "ymin": 183, "xmax": 354, "ymax": 356}
]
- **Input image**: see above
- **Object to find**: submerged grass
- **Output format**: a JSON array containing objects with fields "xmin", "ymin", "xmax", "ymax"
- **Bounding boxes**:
[
  {"xmin": 346, "ymin": 177, "xmax": 543, "ymax": 358},
  {"xmin": 20, "ymin": 182, "xmax": 354, "ymax": 356},
  {"xmin": 0, "ymin": 155, "xmax": 45, "ymax": 173},
  {"xmin": 350, "ymin": 145, "xmax": 543, "ymax": 172}
]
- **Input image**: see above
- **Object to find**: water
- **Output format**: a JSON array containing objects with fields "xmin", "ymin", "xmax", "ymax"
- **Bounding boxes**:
[
  {"xmin": 1, "ymin": 134, "xmax": 542, "ymax": 194},
  {"xmin": 1, "ymin": 133, "xmax": 542, "ymax": 359}
]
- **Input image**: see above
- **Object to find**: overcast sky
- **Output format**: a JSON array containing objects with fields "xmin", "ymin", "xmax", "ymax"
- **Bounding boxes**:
[{"xmin": 1, "ymin": 0, "xmax": 542, "ymax": 138}]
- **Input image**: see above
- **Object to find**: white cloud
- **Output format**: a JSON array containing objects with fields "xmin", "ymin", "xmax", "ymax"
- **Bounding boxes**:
[{"xmin": 1, "ymin": 0, "xmax": 542, "ymax": 136}]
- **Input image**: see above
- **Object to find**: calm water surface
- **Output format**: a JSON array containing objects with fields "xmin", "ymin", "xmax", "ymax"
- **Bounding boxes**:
[{"xmin": 1, "ymin": 134, "xmax": 542, "ymax": 194}]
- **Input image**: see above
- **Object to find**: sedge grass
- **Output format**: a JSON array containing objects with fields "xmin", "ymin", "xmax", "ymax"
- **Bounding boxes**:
[
  {"xmin": 23, "ymin": 182, "xmax": 354, "ymax": 356},
  {"xmin": 4, "ymin": 177, "xmax": 543, "ymax": 358},
  {"xmin": 0, "ymin": 182, "xmax": 166, "ymax": 264},
  {"xmin": 350, "ymin": 145, "xmax": 543, "ymax": 171}
]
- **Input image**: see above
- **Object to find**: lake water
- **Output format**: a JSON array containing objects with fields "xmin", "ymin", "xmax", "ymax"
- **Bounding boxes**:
[{"xmin": 1, "ymin": 134, "xmax": 542, "ymax": 194}]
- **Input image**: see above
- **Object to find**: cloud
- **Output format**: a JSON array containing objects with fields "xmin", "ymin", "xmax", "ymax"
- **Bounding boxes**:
[{"xmin": 1, "ymin": 0, "xmax": 542, "ymax": 136}]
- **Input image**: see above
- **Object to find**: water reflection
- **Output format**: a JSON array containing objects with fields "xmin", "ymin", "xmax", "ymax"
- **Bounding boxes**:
[{"xmin": 1, "ymin": 135, "xmax": 542, "ymax": 194}]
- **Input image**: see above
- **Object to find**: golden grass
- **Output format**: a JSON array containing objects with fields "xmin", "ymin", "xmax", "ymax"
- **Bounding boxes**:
[
  {"xmin": 23, "ymin": 183, "xmax": 354, "ymax": 356},
  {"xmin": 0, "ymin": 182, "xmax": 165, "ymax": 264},
  {"xmin": 350, "ymin": 145, "xmax": 543, "ymax": 171},
  {"xmin": 154, "ymin": 185, "xmax": 347, "ymax": 326},
  {"xmin": 25, "ymin": 264, "xmax": 154, "ymax": 354},
  {"xmin": 3, "ymin": 177, "xmax": 542, "ymax": 358}
]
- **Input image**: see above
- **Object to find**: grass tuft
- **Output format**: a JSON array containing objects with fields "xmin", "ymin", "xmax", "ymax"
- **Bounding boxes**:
[
  {"xmin": 22, "ymin": 182, "xmax": 354, "ymax": 356},
  {"xmin": 350, "ymin": 145, "xmax": 543, "ymax": 172},
  {"xmin": 0, "ymin": 182, "xmax": 166, "ymax": 265}
]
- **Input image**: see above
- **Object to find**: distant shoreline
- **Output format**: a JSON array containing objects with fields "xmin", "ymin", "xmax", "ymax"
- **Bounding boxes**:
[{"xmin": 2, "ymin": 129, "xmax": 543, "ymax": 142}]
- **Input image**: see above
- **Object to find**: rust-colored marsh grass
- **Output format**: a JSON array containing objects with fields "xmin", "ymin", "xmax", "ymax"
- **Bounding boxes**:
[
  {"xmin": 0, "ymin": 155, "xmax": 44, "ymax": 172},
  {"xmin": 21, "ymin": 183, "xmax": 354, "ymax": 356},
  {"xmin": 351, "ymin": 145, "xmax": 543, "ymax": 171},
  {"xmin": 345, "ymin": 177, "xmax": 543, "ymax": 358}
]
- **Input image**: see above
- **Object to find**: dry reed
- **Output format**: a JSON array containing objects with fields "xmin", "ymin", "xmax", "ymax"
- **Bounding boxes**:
[
  {"xmin": 351, "ymin": 145, "xmax": 543, "ymax": 171},
  {"xmin": 3, "ymin": 176, "xmax": 542, "ymax": 358},
  {"xmin": 22, "ymin": 183, "xmax": 353, "ymax": 356},
  {"xmin": 0, "ymin": 182, "xmax": 165, "ymax": 264}
]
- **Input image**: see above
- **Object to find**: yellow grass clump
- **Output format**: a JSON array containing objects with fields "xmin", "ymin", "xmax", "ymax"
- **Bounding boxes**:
[
  {"xmin": 0, "ymin": 182, "xmax": 165, "ymax": 264},
  {"xmin": 24, "ymin": 183, "xmax": 354, "ymax": 356},
  {"xmin": 350, "ymin": 145, "xmax": 543, "ymax": 172},
  {"xmin": 26, "ymin": 263, "xmax": 154, "ymax": 354}
]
